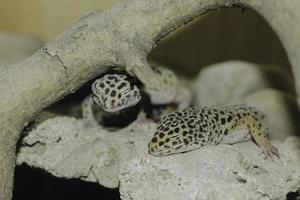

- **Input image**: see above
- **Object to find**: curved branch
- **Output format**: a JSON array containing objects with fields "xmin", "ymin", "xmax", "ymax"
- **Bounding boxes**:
[{"xmin": 0, "ymin": 0, "xmax": 299, "ymax": 199}]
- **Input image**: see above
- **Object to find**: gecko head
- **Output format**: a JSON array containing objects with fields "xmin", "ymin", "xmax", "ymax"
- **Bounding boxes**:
[
  {"xmin": 148, "ymin": 109, "xmax": 199, "ymax": 156},
  {"xmin": 92, "ymin": 74, "xmax": 142, "ymax": 112}
]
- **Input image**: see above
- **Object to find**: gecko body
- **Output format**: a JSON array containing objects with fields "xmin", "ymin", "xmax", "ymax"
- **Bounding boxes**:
[{"xmin": 148, "ymin": 105, "xmax": 279, "ymax": 158}]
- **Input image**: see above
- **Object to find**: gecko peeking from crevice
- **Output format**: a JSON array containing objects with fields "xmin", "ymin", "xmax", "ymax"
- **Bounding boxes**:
[{"xmin": 81, "ymin": 63, "xmax": 192, "ymax": 126}]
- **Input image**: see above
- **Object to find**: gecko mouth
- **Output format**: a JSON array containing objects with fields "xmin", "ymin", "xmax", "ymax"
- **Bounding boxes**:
[{"xmin": 102, "ymin": 100, "xmax": 140, "ymax": 113}]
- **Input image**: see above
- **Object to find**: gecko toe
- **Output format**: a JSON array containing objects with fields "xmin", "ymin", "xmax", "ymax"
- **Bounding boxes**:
[{"xmin": 259, "ymin": 145, "xmax": 280, "ymax": 160}]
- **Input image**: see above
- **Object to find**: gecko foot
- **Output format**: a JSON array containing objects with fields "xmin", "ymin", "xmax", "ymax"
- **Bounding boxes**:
[{"xmin": 259, "ymin": 144, "xmax": 280, "ymax": 160}]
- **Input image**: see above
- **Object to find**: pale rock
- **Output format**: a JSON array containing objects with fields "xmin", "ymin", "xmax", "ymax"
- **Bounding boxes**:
[
  {"xmin": 194, "ymin": 61, "xmax": 294, "ymax": 106},
  {"xmin": 119, "ymin": 137, "xmax": 300, "ymax": 200},
  {"xmin": 17, "ymin": 117, "xmax": 156, "ymax": 188}
]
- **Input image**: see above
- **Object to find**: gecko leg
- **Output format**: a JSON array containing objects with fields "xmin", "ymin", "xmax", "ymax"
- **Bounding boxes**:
[
  {"xmin": 82, "ymin": 95, "xmax": 98, "ymax": 123},
  {"xmin": 236, "ymin": 115, "xmax": 280, "ymax": 159}
]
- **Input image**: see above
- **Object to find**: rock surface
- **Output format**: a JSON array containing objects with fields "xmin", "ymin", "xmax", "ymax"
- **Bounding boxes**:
[
  {"xmin": 17, "ymin": 116, "xmax": 300, "ymax": 199},
  {"xmin": 17, "ymin": 117, "xmax": 156, "ymax": 188},
  {"xmin": 194, "ymin": 61, "xmax": 295, "ymax": 106},
  {"xmin": 119, "ymin": 137, "xmax": 300, "ymax": 200}
]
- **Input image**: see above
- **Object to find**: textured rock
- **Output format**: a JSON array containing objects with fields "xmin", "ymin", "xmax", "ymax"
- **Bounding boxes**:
[
  {"xmin": 17, "ymin": 115, "xmax": 300, "ymax": 200},
  {"xmin": 194, "ymin": 61, "xmax": 294, "ymax": 106},
  {"xmin": 234, "ymin": 89, "xmax": 300, "ymax": 140},
  {"xmin": 17, "ymin": 117, "xmax": 155, "ymax": 188},
  {"xmin": 119, "ymin": 137, "xmax": 300, "ymax": 200}
]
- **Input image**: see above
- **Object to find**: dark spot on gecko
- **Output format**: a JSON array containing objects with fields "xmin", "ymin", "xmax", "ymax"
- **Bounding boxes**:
[
  {"xmin": 174, "ymin": 127, "xmax": 180, "ymax": 133},
  {"xmin": 159, "ymin": 141, "xmax": 164, "ymax": 146},
  {"xmin": 152, "ymin": 137, "xmax": 158, "ymax": 143},
  {"xmin": 224, "ymin": 129, "xmax": 228, "ymax": 135},
  {"xmin": 221, "ymin": 118, "xmax": 226, "ymax": 125},
  {"xmin": 183, "ymin": 139, "xmax": 189, "ymax": 145},
  {"xmin": 105, "ymin": 88, "xmax": 109, "ymax": 95},
  {"xmin": 182, "ymin": 131, "xmax": 188, "ymax": 136},
  {"xmin": 159, "ymin": 132, "xmax": 165, "ymax": 138},
  {"xmin": 111, "ymin": 90, "xmax": 116, "ymax": 97},
  {"xmin": 172, "ymin": 141, "xmax": 178, "ymax": 145},
  {"xmin": 100, "ymin": 83, "xmax": 105, "ymax": 88},
  {"xmin": 214, "ymin": 114, "xmax": 219, "ymax": 121},
  {"xmin": 117, "ymin": 82, "xmax": 127, "ymax": 90},
  {"xmin": 227, "ymin": 115, "xmax": 233, "ymax": 123},
  {"xmin": 163, "ymin": 127, "xmax": 170, "ymax": 132}
]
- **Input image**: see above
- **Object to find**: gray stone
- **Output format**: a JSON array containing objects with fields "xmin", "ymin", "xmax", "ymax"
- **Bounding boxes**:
[
  {"xmin": 17, "ymin": 117, "xmax": 155, "ymax": 188},
  {"xmin": 119, "ymin": 137, "xmax": 300, "ymax": 200},
  {"xmin": 17, "ymin": 115, "xmax": 300, "ymax": 200},
  {"xmin": 194, "ymin": 61, "xmax": 294, "ymax": 106}
]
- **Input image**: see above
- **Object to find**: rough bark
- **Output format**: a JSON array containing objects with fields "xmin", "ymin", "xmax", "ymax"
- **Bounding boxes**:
[{"xmin": 0, "ymin": 0, "xmax": 299, "ymax": 199}]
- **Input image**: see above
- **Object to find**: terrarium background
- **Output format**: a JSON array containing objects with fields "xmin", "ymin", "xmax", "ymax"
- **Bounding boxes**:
[{"xmin": 0, "ymin": 0, "xmax": 291, "ymax": 76}]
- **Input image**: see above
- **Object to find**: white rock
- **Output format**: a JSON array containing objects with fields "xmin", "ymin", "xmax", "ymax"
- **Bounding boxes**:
[
  {"xmin": 119, "ymin": 137, "xmax": 300, "ymax": 200},
  {"xmin": 194, "ymin": 61, "xmax": 294, "ymax": 106},
  {"xmin": 17, "ymin": 117, "xmax": 156, "ymax": 188},
  {"xmin": 17, "ymin": 114, "xmax": 300, "ymax": 199}
]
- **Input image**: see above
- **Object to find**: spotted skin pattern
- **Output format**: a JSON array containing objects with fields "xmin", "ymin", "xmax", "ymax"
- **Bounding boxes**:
[
  {"xmin": 85, "ymin": 66, "xmax": 191, "ymax": 122},
  {"xmin": 148, "ymin": 105, "xmax": 279, "ymax": 159},
  {"xmin": 91, "ymin": 74, "xmax": 141, "ymax": 112}
]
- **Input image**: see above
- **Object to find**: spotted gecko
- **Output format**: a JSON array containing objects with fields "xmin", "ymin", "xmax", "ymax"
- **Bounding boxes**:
[
  {"xmin": 148, "ymin": 105, "xmax": 280, "ymax": 159},
  {"xmin": 82, "ymin": 65, "xmax": 191, "ymax": 120}
]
